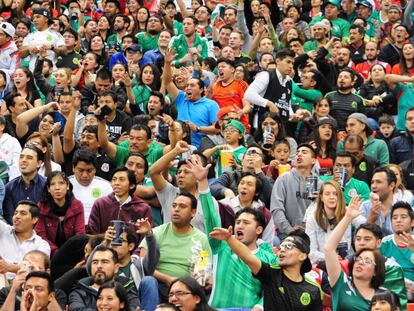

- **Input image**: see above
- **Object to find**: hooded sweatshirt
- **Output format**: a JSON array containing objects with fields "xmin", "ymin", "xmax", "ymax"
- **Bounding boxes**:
[
  {"xmin": 88, "ymin": 193, "xmax": 152, "ymax": 239},
  {"xmin": 270, "ymin": 168, "xmax": 318, "ymax": 239}
]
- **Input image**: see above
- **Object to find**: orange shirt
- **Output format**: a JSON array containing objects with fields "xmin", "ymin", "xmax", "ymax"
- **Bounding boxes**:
[
  {"xmin": 212, "ymin": 79, "xmax": 250, "ymax": 132},
  {"xmin": 391, "ymin": 64, "xmax": 414, "ymax": 77}
]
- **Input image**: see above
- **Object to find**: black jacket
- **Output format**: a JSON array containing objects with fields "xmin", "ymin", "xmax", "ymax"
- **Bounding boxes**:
[
  {"xmin": 353, "ymin": 155, "xmax": 380, "ymax": 185},
  {"xmin": 68, "ymin": 276, "xmax": 139, "ymax": 311}
]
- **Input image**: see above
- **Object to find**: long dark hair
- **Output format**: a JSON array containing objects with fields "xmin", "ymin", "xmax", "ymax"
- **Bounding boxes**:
[
  {"xmin": 399, "ymin": 42, "xmax": 414, "ymax": 76},
  {"xmin": 13, "ymin": 67, "xmax": 37, "ymax": 103},
  {"xmin": 169, "ymin": 277, "xmax": 215, "ymax": 311},
  {"xmin": 138, "ymin": 63, "xmax": 161, "ymax": 90},
  {"xmin": 42, "ymin": 171, "xmax": 74, "ymax": 216},
  {"xmin": 307, "ymin": 123, "xmax": 337, "ymax": 159},
  {"xmin": 254, "ymin": 112, "xmax": 287, "ymax": 143},
  {"xmin": 97, "ymin": 281, "xmax": 130, "ymax": 311}
]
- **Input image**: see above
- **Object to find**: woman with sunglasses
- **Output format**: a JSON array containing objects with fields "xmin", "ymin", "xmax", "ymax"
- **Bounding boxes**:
[
  {"xmin": 168, "ymin": 277, "xmax": 215, "ymax": 311},
  {"xmin": 35, "ymin": 171, "xmax": 85, "ymax": 255},
  {"xmin": 325, "ymin": 195, "xmax": 386, "ymax": 311}
]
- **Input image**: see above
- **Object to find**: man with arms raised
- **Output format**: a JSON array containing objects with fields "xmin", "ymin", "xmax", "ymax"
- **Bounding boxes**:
[{"xmin": 187, "ymin": 157, "xmax": 277, "ymax": 310}]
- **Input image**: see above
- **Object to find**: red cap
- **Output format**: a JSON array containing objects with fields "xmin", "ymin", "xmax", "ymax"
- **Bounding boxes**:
[{"xmin": 217, "ymin": 106, "xmax": 239, "ymax": 120}]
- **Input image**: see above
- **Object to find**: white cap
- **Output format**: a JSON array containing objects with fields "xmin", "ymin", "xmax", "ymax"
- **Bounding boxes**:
[{"xmin": 0, "ymin": 22, "xmax": 15, "ymax": 38}]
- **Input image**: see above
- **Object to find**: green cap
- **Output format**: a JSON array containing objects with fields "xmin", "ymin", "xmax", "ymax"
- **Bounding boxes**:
[
  {"xmin": 325, "ymin": 0, "xmax": 341, "ymax": 9},
  {"xmin": 224, "ymin": 119, "xmax": 245, "ymax": 135}
]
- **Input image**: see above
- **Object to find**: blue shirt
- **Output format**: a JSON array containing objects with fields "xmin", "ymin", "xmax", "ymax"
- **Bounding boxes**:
[
  {"xmin": 2, "ymin": 174, "xmax": 46, "ymax": 224},
  {"xmin": 142, "ymin": 49, "xmax": 163, "ymax": 66},
  {"xmin": 361, "ymin": 200, "xmax": 393, "ymax": 236},
  {"xmin": 174, "ymin": 90, "xmax": 219, "ymax": 148}
]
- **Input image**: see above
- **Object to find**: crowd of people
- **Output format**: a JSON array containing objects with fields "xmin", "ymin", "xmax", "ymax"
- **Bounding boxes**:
[{"xmin": 0, "ymin": 0, "xmax": 414, "ymax": 309}]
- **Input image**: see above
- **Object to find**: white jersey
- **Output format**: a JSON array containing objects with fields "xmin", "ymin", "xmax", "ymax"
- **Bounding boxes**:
[
  {"xmin": 22, "ymin": 28, "xmax": 65, "ymax": 71},
  {"xmin": 68, "ymin": 175, "xmax": 113, "ymax": 223}
]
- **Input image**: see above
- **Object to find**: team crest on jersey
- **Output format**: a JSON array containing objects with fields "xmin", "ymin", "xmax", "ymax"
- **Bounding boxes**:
[
  {"xmin": 348, "ymin": 189, "xmax": 357, "ymax": 198},
  {"xmin": 359, "ymin": 161, "xmax": 367, "ymax": 171},
  {"xmin": 300, "ymin": 292, "xmax": 311, "ymax": 306},
  {"xmin": 92, "ymin": 188, "xmax": 101, "ymax": 198},
  {"xmin": 351, "ymin": 101, "xmax": 357, "ymax": 109}
]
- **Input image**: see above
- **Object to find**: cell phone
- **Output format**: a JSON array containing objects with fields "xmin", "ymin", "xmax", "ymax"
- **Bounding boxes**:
[{"xmin": 96, "ymin": 105, "xmax": 113, "ymax": 121}]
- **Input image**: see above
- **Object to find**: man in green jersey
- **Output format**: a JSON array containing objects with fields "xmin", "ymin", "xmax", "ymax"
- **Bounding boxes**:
[
  {"xmin": 187, "ymin": 158, "xmax": 277, "ymax": 310},
  {"xmin": 320, "ymin": 152, "xmax": 370, "ymax": 204},
  {"xmin": 380, "ymin": 201, "xmax": 414, "ymax": 302}
]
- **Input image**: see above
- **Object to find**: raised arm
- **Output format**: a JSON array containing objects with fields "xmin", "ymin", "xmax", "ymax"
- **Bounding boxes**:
[
  {"xmin": 16, "ymin": 102, "xmax": 58, "ymax": 138},
  {"xmin": 210, "ymin": 227, "xmax": 262, "ymax": 274},
  {"xmin": 163, "ymin": 48, "xmax": 180, "ymax": 102},
  {"xmin": 385, "ymin": 74, "xmax": 414, "ymax": 89},
  {"xmin": 149, "ymin": 140, "xmax": 190, "ymax": 191},
  {"xmin": 97, "ymin": 116, "xmax": 117, "ymax": 158},
  {"xmin": 63, "ymin": 93, "xmax": 81, "ymax": 154},
  {"xmin": 324, "ymin": 195, "xmax": 363, "ymax": 287},
  {"xmin": 51, "ymin": 123, "xmax": 64, "ymax": 165}
]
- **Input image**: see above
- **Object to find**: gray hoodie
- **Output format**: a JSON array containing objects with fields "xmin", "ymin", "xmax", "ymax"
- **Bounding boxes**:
[{"xmin": 270, "ymin": 168, "xmax": 319, "ymax": 239}]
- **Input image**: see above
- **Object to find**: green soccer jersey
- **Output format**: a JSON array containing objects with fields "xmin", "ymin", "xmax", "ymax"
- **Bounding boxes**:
[
  {"xmin": 114, "ymin": 140, "xmax": 164, "ymax": 170},
  {"xmin": 132, "ymin": 84, "xmax": 151, "ymax": 114},
  {"xmin": 383, "ymin": 258, "xmax": 408, "ymax": 311},
  {"xmin": 319, "ymin": 176, "xmax": 370, "ymax": 204},
  {"xmin": 332, "ymin": 270, "xmax": 371, "ymax": 311},
  {"xmin": 170, "ymin": 34, "xmax": 208, "ymax": 68},
  {"xmin": 381, "ymin": 235, "xmax": 414, "ymax": 283},
  {"xmin": 200, "ymin": 190, "xmax": 278, "ymax": 309},
  {"xmin": 136, "ymin": 32, "xmax": 159, "ymax": 52},
  {"xmin": 212, "ymin": 145, "xmax": 247, "ymax": 177}
]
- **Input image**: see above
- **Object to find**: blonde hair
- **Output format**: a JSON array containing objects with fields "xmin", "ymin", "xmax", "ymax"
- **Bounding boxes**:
[{"xmin": 315, "ymin": 180, "xmax": 346, "ymax": 232}]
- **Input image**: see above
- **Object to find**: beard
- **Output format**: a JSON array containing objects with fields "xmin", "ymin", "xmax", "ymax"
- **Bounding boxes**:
[
  {"xmin": 93, "ymin": 272, "xmax": 112, "ymax": 285},
  {"xmin": 148, "ymin": 29, "xmax": 159, "ymax": 35},
  {"xmin": 338, "ymin": 85, "xmax": 352, "ymax": 91}
]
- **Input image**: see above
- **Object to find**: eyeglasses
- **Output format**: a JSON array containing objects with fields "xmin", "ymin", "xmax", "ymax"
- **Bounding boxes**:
[
  {"xmin": 168, "ymin": 291, "xmax": 193, "ymax": 298},
  {"xmin": 278, "ymin": 242, "xmax": 296, "ymax": 251},
  {"xmin": 223, "ymin": 128, "xmax": 238, "ymax": 134},
  {"xmin": 354, "ymin": 256, "xmax": 376, "ymax": 266}
]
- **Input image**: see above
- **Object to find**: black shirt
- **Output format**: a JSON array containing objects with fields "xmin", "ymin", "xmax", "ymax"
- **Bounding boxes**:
[
  {"xmin": 56, "ymin": 50, "xmax": 82, "ymax": 70},
  {"xmin": 106, "ymin": 110, "xmax": 132, "ymax": 143},
  {"xmin": 63, "ymin": 143, "xmax": 116, "ymax": 180},
  {"xmin": 255, "ymin": 262, "xmax": 322, "ymax": 311}
]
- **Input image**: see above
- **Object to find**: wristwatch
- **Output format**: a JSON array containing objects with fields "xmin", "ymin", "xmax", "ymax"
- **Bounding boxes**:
[{"xmin": 196, "ymin": 126, "xmax": 201, "ymax": 133}]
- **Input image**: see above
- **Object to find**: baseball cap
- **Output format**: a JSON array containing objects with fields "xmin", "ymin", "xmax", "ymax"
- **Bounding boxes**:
[
  {"xmin": 214, "ymin": 106, "xmax": 239, "ymax": 129},
  {"xmin": 0, "ymin": 22, "xmax": 15, "ymax": 37},
  {"xmin": 224, "ymin": 119, "xmax": 245, "ymax": 135},
  {"xmin": 313, "ymin": 21, "xmax": 329, "ymax": 30},
  {"xmin": 348, "ymin": 112, "xmax": 373, "ymax": 135},
  {"xmin": 32, "ymin": 8, "xmax": 53, "ymax": 24},
  {"xmin": 324, "ymin": 0, "xmax": 341, "ymax": 9},
  {"xmin": 356, "ymin": 0, "xmax": 374, "ymax": 10},
  {"xmin": 281, "ymin": 236, "xmax": 312, "ymax": 274},
  {"xmin": 316, "ymin": 116, "xmax": 337, "ymax": 128},
  {"xmin": 125, "ymin": 44, "xmax": 143, "ymax": 53},
  {"xmin": 388, "ymin": 4, "xmax": 402, "ymax": 12}
]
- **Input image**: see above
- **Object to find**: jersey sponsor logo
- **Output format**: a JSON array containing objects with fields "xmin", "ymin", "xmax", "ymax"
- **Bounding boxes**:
[
  {"xmin": 300, "ymin": 292, "xmax": 311, "ymax": 306},
  {"xmin": 92, "ymin": 187, "xmax": 102, "ymax": 198},
  {"xmin": 47, "ymin": 34, "xmax": 53, "ymax": 42}
]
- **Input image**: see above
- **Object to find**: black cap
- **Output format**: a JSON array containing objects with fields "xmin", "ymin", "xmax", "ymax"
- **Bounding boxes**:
[{"xmin": 32, "ymin": 8, "xmax": 53, "ymax": 24}]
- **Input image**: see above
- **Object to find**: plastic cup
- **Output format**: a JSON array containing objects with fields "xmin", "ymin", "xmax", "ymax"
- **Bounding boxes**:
[
  {"xmin": 278, "ymin": 164, "xmax": 291, "ymax": 176},
  {"xmin": 220, "ymin": 150, "xmax": 234, "ymax": 167}
]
